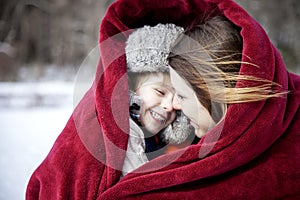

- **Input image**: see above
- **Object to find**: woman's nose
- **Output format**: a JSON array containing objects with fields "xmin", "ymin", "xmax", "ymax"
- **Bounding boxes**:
[{"xmin": 172, "ymin": 95, "xmax": 182, "ymax": 110}]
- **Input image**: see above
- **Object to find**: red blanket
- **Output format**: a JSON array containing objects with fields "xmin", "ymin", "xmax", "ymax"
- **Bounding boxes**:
[{"xmin": 26, "ymin": 0, "xmax": 300, "ymax": 199}]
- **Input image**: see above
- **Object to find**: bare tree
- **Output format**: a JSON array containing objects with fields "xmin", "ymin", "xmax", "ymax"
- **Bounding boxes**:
[
  {"xmin": 0, "ymin": 0, "xmax": 299, "ymax": 81},
  {"xmin": 236, "ymin": 0, "xmax": 300, "ymax": 72}
]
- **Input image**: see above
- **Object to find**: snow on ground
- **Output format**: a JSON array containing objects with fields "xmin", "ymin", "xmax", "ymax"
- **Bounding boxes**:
[{"xmin": 0, "ymin": 82, "xmax": 74, "ymax": 200}]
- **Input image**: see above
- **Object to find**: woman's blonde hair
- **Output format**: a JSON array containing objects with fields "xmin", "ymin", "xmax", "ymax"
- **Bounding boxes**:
[{"xmin": 168, "ymin": 16, "xmax": 286, "ymax": 122}]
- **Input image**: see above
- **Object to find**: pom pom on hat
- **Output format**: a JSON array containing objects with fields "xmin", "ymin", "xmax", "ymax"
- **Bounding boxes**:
[{"xmin": 125, "ymin": 23, "xmax": 184, "ymax": 73}]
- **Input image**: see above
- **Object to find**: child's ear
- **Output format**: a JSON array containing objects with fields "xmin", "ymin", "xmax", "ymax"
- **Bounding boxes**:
[
  {"xmin": 129, "ymin": 90, "xmax": 141, "ymax": 109},
  {"xmin": 129, "ymin": 90, "xmax": 142, "ymax": 125}
]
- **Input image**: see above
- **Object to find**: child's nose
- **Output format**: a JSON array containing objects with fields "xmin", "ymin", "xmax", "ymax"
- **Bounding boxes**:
[{"xmin": 161, "ymin": 96, "xmax": 174, "ymax": 112}]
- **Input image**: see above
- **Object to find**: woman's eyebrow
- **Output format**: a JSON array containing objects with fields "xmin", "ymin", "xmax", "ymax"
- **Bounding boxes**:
[{"xmin": 163, "ymin": 85, "xmax": 176, "ymax": 93}]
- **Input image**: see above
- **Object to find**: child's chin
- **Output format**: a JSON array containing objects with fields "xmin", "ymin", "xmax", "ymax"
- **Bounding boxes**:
[{"xmin": 145, "ymin": 126, "xmax": 162, "ymax": 135}]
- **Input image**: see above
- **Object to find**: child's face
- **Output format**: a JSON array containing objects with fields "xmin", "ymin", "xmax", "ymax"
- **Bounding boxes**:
[
  {"xmin": 135, "ymin": 74, "xmax": 176, "ymax": 135},
  {"xmin": 170, "ymin": 68, "xmax": 215, "ymax": 138}
]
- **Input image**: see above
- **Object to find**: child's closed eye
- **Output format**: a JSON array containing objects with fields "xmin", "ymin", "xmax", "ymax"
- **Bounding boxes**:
[{"xmin": 155, "ymin": 88, "xmax": 165, "ymax": 95}]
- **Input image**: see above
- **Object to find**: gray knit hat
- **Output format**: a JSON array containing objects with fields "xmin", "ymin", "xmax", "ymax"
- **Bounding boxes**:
[{"xmin": 125, "ymin": 23, "xmax": 184, "ymax": 73}]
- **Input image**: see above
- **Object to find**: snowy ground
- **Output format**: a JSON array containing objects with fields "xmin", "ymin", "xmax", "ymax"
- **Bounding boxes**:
[{"xmin": 0, "ymin": 82, "xmax": 74, "ymax": 199}]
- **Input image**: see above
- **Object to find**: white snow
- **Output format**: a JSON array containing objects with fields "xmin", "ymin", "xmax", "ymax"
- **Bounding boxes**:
[{"xmin": 0, "ymin": 82, "xmax": 74, "ymax": 199}]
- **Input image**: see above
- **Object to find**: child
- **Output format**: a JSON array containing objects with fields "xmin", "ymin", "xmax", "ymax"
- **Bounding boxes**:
[{"xmin": 122, "ymin": 23, "xmax": 193, "ymax": 176}]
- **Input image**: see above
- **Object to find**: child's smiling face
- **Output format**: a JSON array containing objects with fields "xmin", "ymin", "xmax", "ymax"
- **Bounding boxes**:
[{"xmin": 135, "ymin": 73, "xmax": 176, "ymax": 135}]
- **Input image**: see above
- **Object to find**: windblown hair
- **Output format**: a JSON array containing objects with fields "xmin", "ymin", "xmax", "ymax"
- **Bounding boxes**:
[{"xmin": 168, "ymin": 16, "xmax": 286, "ymax": 121}]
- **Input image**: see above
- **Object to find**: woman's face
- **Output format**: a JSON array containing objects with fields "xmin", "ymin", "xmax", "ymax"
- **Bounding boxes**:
[
  {"xmin": 136, "ymin": 74, "xmax": 176, "ymax": 135},
  {"xmin": 169, "ymin": 68, "xmax": 215, "ymax": 138}
]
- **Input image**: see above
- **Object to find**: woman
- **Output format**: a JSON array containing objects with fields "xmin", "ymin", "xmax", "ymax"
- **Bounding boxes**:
[
  {"xmin": 165, "ymin": 15, "xmax": 300, "ymax": 198},
  {"xmin": 26, "ymin": 0, "xmax": 300, "ymax": 199},
  {"xmin": 168, "ymin": 16, "xmax": 286, "ymax": 138}
]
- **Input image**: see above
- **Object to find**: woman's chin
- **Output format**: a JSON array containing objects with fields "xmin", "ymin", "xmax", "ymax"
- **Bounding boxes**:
[{"xmin": 195, "ymin": 129, "xmax": 206, "ymax": 138}]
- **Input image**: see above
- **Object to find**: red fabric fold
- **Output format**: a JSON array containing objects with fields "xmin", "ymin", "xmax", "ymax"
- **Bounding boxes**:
[{"xmin": 26, "ymin": 0, "xmax": 300, "ymax": 199}]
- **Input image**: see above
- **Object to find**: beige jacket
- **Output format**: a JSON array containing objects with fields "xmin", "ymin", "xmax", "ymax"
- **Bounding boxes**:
[{"xmin": 122, "ymin": 119, "xmax": 149, "ymax": 176}]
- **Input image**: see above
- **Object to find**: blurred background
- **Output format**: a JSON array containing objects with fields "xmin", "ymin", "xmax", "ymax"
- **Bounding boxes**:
[{"xmin": 0, "ymin": 0, "xmax": 299, "ymax": 199}]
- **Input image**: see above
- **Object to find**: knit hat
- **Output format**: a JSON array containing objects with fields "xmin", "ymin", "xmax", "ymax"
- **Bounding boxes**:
[{"xmin": 125, "ymin": 23, "xmax": 184, "ymax": 73}]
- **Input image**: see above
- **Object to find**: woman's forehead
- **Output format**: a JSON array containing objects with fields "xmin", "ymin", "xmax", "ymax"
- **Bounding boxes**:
[{"xmin": 170, "ymin": 68, "xmax": 194, "ymax": 94}]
